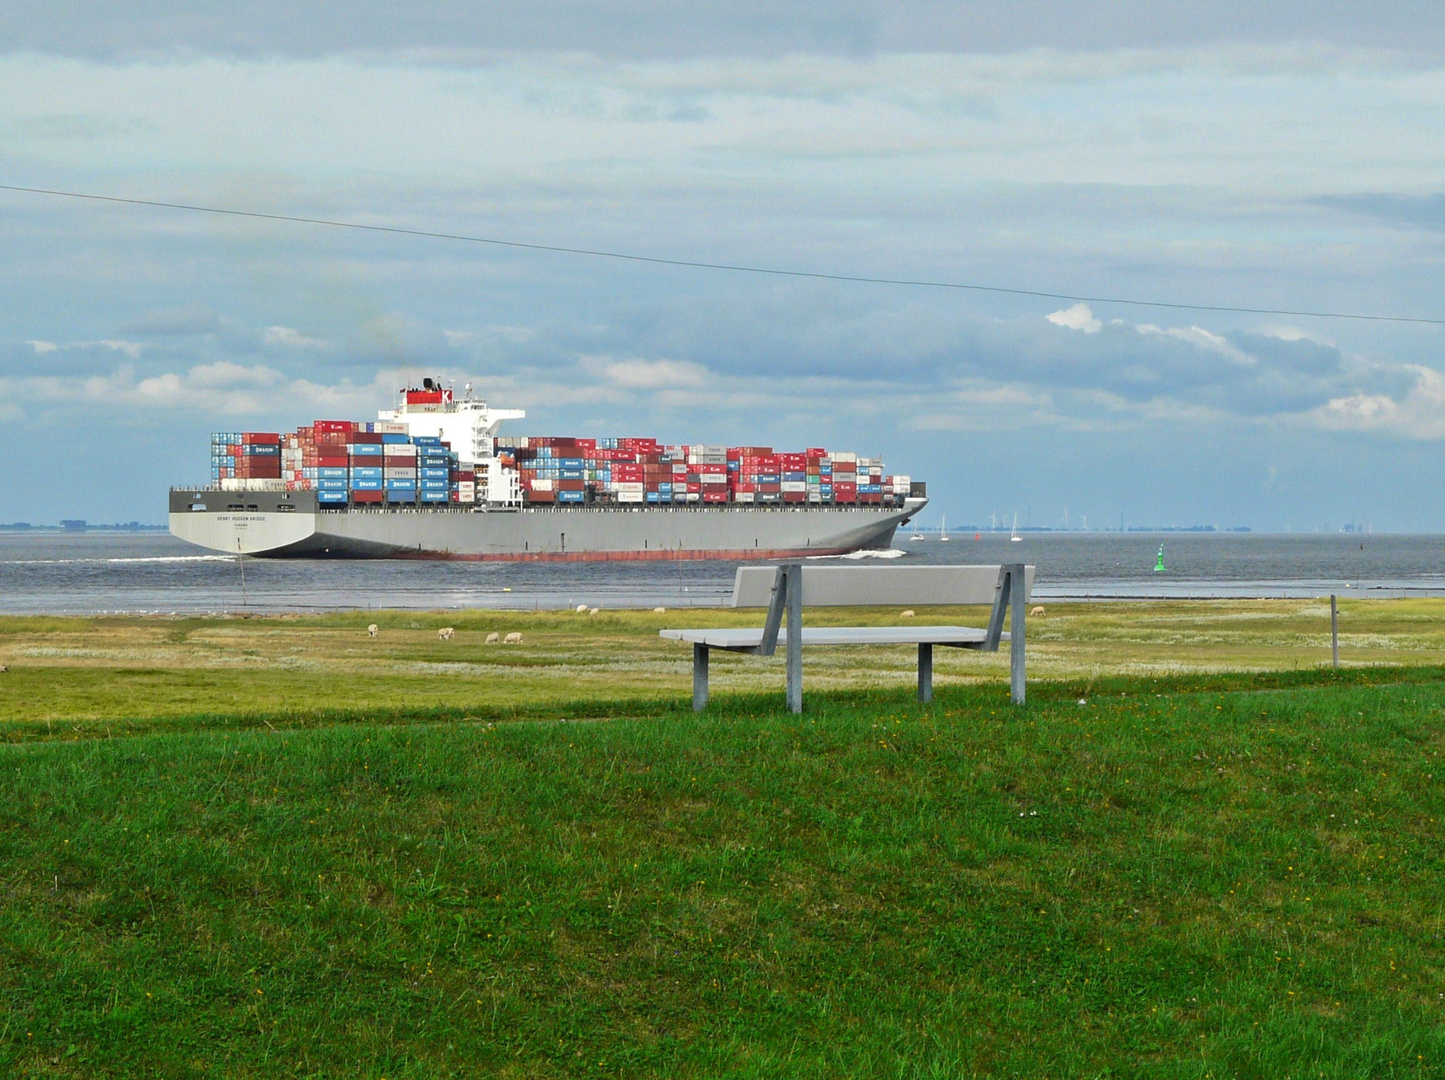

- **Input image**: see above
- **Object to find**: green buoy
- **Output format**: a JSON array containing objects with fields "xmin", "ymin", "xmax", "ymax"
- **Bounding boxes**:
[{"xmin": 1154, "ymin": 543, "xmax": 1166, "ymax": 573}]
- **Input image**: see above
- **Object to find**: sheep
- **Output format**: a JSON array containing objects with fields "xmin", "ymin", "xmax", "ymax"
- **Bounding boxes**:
[
  {"xmin": 367, "ymin": 624, "xmax": 379, "ymax": 637},
  {"xmin": 0, "ymin": 665, "xmax": 7, "ymax": 673},
  {"xmin": 588, "ymin": 607, "xmax": 600, "ymax": 616},
  {"xmin": 576, "ymin": 604, "xmax": 588, "ymax": 613},
  {"xmin": 653, "ymin": 606, "xmax": 666, "ymax": 614},
  {"xmin": 900, "ymin": 610, "xmax": 915, "ymax": 618},
  {"xmin": 1030, "ymin": 606, "xmax": 1045, "ymax": 617},
  {"xmin": 504, "ymin": 632, "xmax": 523, "ymax": 644},
  {"xmin": 438, "ymin": 627, "xmax": 455, "ymax": 641},
  {"xmin": 485, "ymin": 632, "xmax": 500, "ymax": 644}
]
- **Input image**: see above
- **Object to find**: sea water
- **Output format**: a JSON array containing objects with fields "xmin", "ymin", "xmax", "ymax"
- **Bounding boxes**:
[{"xmin": 2, "ymin": 531, "xmax": 1443, "ymax": 615}]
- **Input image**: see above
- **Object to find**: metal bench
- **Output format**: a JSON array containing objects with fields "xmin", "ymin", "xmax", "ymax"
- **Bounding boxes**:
[{"xmin": 661, "ymin": 563, "xmax": 1034, "ymax": 712}]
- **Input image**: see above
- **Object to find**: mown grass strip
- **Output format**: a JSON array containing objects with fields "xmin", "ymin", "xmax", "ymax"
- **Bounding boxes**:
[{"xmin": 0, "ymin": 669, "xmax": 1441, "ymax": 1076}]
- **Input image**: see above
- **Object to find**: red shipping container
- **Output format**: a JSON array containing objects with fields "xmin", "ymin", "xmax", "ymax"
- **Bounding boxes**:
[
  {"xmin": 351, "ymin": 432, "xmax": 383, "ymax": 445},
  {"xmin": 318, "ymin": 456, "xmax": 348, "ymax": 468},
  {"xmin": 782, "ymin": 491, "xmax": 806, "ymax": 503},
  {"xmin": 242, "ymin": 432, "xmax": 281, "ymax": 444},
  {"xmin": 703, "ymin": 491, "xmax": 728, "ymax": 503},
  {"xmin": 352, "ymin": 490, "xmax": 384, "ymax": 503},
  {"xmin": 314, "ymin": 420, "xmax": 353, "ymax": 433}
]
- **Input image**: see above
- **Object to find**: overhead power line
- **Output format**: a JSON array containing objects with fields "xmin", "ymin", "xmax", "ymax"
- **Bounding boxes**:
[{"xmin": 3, "ymin": 182, "xmax": 1441, "ymax": 327}]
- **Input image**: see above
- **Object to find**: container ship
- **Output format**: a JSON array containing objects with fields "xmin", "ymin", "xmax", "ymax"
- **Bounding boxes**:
[{"xmin": 169, "ymin": 381, "xmax": 926, "ymax": 560}]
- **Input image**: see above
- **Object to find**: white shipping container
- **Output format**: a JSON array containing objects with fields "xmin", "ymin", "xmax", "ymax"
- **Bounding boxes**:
[
  {"xmin": 832, "ymin": 451, "xmax": 857, "ymax": 464},
  {"xmin": 374, "ymin": 421, "xmax": 408, "ymax": 434},
  {"xmin": 530, "ymin": 478, "xmax": 555, "ymax": 492},
  {"xmin": 384, "ymin": 445, "xmax": 417, "ymax": 458},
  {"xmin": 384, "ymin": 468, "xmax": 418, "ymax": 479},
  {"xmin": 734, "ymin": 491, "xmax": 755, "ymax": 504},
  {"xmin": 780, "ymin": 481, "xmax": 808, "ymax": 493},
  {"xmin": 617, "ymin": 490, "xmax": 645, "ymax": 503},
  {"xmin": 613, "ymin": 482, "xmax": 645, "ymax": 493},
  {"xmin": 220, "ymin": 478, "xmax": 287, "ymax": 492}
]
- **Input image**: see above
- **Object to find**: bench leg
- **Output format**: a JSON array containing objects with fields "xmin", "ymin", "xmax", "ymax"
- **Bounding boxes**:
[
  {"xmin": 918, "ymin": 642, "xmax": 933, "ymax": 704},
  {"xmin": 693, "ymin": 643, "xmax": 709, "ymax": 712},
  {"xmin": 786, "ymin": 566, "xmax": 803, "ymax": 714},
  {"xmin": 1009, "ymin": 567, "xmax": 1026, "ymax": 705}
]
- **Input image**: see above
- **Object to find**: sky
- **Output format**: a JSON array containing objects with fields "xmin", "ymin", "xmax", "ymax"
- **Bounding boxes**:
[{"xmin": 2, "ymin": 3, "xmax": 1444, "ymax": 530}]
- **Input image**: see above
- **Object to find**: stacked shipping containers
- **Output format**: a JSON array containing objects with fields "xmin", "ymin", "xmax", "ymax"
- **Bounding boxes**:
[
  {"xmin": 215, "ymin": 424, "xmax": 911, "ymax": 509},
  {"xmin": 494, "ymin": 436, "xmax": 910, "ymax": 508}
]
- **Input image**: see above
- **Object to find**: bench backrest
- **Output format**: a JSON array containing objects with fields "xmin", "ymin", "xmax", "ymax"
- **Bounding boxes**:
[{"xmin": 730, "ymin": 564, "xmax": 1035, "ymax": 608}]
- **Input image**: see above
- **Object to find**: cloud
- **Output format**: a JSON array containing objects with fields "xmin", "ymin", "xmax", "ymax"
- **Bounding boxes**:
[
  {"xmin": 1314, "ymin": 365, "xmax": 1445, "ymax": 440},
  {"xmin": 595, "ymin": 356, "xmax": 709, "ymax": 389},
  {"xmin": 0, "ymin": 361, "xmax": 395, "ymax": 418},
  {"xmin": 118, "ymin": 304, "xmax": 223, "ymax": 336},
  {"xmin": 7, "ymin": 2, "xmax": 1445, "ymax": 61},
  {"xmin": 263, "ymin": 326, "xmax": 328, "ymax": 349},
  {"xmin": 1046, "ymin": 303, "xmax": 1101, "ymax": 333}
]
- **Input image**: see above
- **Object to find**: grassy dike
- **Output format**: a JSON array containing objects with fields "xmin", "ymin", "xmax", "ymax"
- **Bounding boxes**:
[{"xmin": 0, "ymin": 606, "xmax": 1442, "ymax": 1075}]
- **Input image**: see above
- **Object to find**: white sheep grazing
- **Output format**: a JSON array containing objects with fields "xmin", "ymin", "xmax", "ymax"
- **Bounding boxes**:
[
  {"xmin": 504, "ymin": 632, "xmax": 523, "ymax": 644},
  {"xmin": 900, "ymin": 610, "xmax": 915, "ymax": 618},
  {"xmin": 653, "ymin": 606, "xmax": 666, "ymax": 614},
  {"xmin": 367, "ymin": 624, "xmax": 379, "ymax": 637},
  {"xmin": 1030, "ymin": 606, "xmax": 1045, "ymax": 617},
  {"xmin": 588, "ymin": 607, "xmax": 600, "ymax": 616},
  {"xmin": 576, "ymin": 604, "xmax": 588, "ymax": 613},
  {"xmin": 0, "ymin": 665, "xmax": 7, "ymax": 673},
  {"xmin": 438, "ymin": 627, "xmax": 455, "ymax": 641},
  {"xmin": 485, "ymin": 632, "xmax": 500, "ymax": 644}
]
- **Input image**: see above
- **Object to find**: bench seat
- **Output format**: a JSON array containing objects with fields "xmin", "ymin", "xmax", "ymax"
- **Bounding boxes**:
[{"xmin": 660, "ymin": 626, "xmax": 1004, "ymax": 648}]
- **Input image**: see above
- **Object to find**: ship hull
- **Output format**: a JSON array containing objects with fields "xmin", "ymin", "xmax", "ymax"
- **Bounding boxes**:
[{"xmin": 169, "ymin": 489, "xmax": 925, "ymax": 561}]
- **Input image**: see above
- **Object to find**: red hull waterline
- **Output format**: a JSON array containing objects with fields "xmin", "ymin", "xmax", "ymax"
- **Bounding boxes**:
[{"xmin": 391, "ymin": 545, "xmax": 858, "ymax": 563}]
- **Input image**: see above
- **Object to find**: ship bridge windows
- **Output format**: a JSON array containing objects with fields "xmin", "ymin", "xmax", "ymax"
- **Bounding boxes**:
[
  {"xmin": 189, "ymin": 503, "xmax": 207, "ymax": 512},
  {"xmin": 226, "ymin": 503, "xmax": 246, "ymax": 512}
]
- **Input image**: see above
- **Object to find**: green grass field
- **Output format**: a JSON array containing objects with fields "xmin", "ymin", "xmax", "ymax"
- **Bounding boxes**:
[{"xmin": 0, "ymin": 604, "xmax": 1442, "ymax": 1076}]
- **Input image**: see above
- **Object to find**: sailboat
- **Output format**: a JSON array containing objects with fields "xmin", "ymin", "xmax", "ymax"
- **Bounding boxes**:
[
  {"xmin": 1010, "ymin": 513, "xmax": 1022, "ymax": 542},
  {"xmin": 909, "ymin": 519, "xmax": 926, "ymax": 541},
  {"xmin": 939, "ymin": 515, "xmax": 949, "ymax": 542}
]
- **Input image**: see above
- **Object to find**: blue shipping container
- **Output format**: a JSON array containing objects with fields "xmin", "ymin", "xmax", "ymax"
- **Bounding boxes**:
[
  {"xmin": 418, "ymin": 467, "xmax": 450, "ymax": 480},
  {"xmin": 382, "ymin": 433, "xmax": 412, "ymax": 444},
  {"xmin": 318, "ymin": 492, "xmax": 348, "ymax": 504},
  {"xmin": 351, "ymin": 479, "xmax": 383, "ymax": 491},
  {"xmin": 385, "ymin": 479, "xmax": 417, "ymax": 490},
  {"xmin": 317, "ymin": 467, "xmax": 348, "ymax": 479},
  {"xmin": 349, "ymin": 444, "xmax": 383, "ymax": 457}
]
